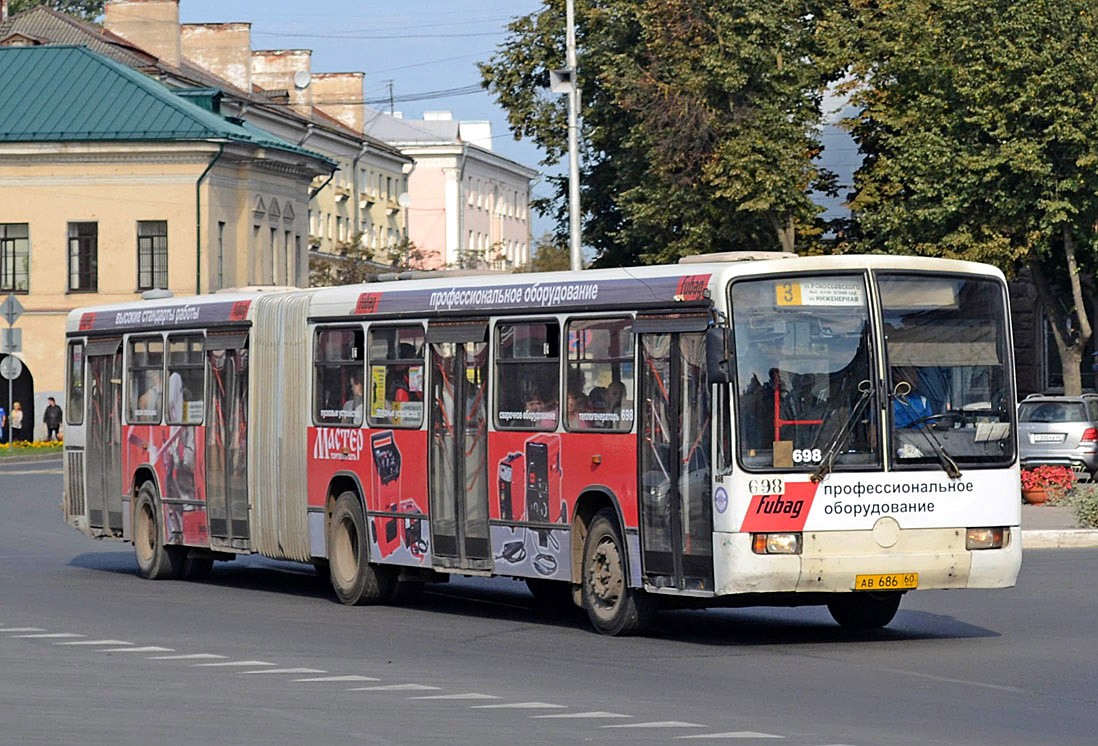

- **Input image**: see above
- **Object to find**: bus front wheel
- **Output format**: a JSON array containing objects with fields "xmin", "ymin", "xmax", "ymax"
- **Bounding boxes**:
[
  {"xmin": 581, "ymin": 508, "xmax": 654, "ymax": 635},
  {"xmin": 827, "ymin": 592, "xmax": 902, "ymax": 630},
  {"xmin": 133, "ymin": 482, "xmax": 185, "ymax": 580},
  {"xmin": 328, "ymin": 492, "xmax": 394, "ymax": 605}
]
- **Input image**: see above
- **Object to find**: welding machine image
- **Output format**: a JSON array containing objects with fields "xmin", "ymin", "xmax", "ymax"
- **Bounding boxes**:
[
  {"xmin": 400, "ymin": 498, "xmax": 427, "ymax": 559},
  {"xmin": 370, "ymin": 431, "xmax": 403, "ymax": 559},
  {"xmin": 497, "ymin": 451, "xmax": 523, "ymax": 521},
  {"xmin": 524, "ymin": 434, "xmax": 562, "ymax": 523}
]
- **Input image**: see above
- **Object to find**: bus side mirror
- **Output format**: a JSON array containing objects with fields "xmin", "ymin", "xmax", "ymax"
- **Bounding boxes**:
[{"xmin": 706, "ymin": 328, "xmax": 731, "ymax": 384}]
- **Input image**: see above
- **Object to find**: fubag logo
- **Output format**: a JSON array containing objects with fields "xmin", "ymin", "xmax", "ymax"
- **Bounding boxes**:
[
  {"xmin": 740, "ymin": 482, "xmax": 818, "ymax": 532},
  {"xmin": 313, "ymin": 428, "xmax": 365, "ymax": 461}
]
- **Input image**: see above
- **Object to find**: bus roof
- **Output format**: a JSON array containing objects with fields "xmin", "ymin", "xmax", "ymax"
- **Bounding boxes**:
[{"xmin": 65, "ymin": 254, "xmax": 1006, "ymax": 335}]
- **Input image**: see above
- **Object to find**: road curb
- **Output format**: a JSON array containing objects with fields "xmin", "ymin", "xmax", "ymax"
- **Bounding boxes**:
[{"xmin": 1021, "ymin": 529, "xmax": 1098, "ymax": 549}]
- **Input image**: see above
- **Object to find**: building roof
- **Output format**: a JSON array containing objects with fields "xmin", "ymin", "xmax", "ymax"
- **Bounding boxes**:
[
  {"xmin": 364, "ymin": 106, "xmax": 460, "ymax": 144},
  {"xmin": 0, "ymin": 45, "xmax": 335, "ymax": 167},
  {"xmin": 0, "ymin": 6, "xmax": 406, "ymax": 160}
]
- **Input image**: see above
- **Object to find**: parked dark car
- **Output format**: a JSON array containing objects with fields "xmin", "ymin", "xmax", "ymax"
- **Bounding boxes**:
[{"xmin": 1017, "ymin": 394, "xmax": 1098, "ymax": 479}]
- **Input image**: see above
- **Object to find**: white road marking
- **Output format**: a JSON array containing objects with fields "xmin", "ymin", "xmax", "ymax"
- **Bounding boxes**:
[
  {"xmin": 148, "ymin": 653, "xmax": 227, "ymax": 660},
  {"xmin": 879, "ymin": 666, "xmax": 1026, "ymax": 694},
  {"xmin": 603, "ymin": 721, "xmax": 704, "ymax": 729},
  {"xmin": 676, "ymin": 733, "xmax": 785, "ymax": 740},
  {"xmin": 472, "ymin": 702, "xmax": 566, "ymax": 710},
  {"xmin": 0, "ymin": 627, "xmax": 46, "ymax": 633},
  {"xmin": 240, "ymin": 668, "xmax": 327, "ymax": 675},
  {"xmin": 56, "ymin": 640, "xmax": 132, "ymax": 646},
  {"xmin": 532, "ymin": 711, "xmax": 630, "ymax": 719},
  {"xmin": 411, "ymin": 693, "xmax": 500, "ymax": 700},
  {"xmin": 293, "ymin": 675, "xmax": 380, "ymax": 683},
  {"xmin": 348, "ymin": 684, "xmax": 441, "ymax": 692},
  {"xmin": 195, "ymin": 660, "xmax": 275, "ymax": 667},
  {"xmin": 0, "ymin": 469, "xmax": 63, "ymax": 475},
  {"xmin": 10, "ymin": 633, "xmax": 83, "ymax": 639},
  {"xmin": 100, "ymin": 646, "xmax": 174, "ymax": 653}
]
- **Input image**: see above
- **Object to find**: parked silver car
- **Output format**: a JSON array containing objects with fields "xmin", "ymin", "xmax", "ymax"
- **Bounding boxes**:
[{"xmin": 1017, "ymin": 394, "xmax": 1098, "ymax": 478}]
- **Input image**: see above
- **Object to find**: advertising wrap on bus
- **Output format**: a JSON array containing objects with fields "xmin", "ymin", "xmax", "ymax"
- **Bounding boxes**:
[{"xmin": 732, "ymin": 470, "xmax": 1021, "ymax": 533}]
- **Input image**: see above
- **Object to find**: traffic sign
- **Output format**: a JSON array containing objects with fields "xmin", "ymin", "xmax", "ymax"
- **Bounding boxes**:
[
  {"xmin": 0, "ymin": 355, "xmax": 22, "ymax": 380},
  {"xmin": 0, "ymin": 328, "xmax": 21, "ymax": 353},
  {"xmin": 0, "ymin": 293, "xmax": 23, "ymax": 326}
]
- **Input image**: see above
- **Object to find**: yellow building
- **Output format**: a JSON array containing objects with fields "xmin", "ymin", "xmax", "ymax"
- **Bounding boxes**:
[{"xmin": 0, "ymin": 45, "xmax": 334, "ymax": 437}]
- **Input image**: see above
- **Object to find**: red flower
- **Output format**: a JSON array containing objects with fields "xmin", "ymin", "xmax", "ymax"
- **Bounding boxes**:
[{"xmin": 1021, "ymin": 466, "xmax": 1076, "ymax": 491}]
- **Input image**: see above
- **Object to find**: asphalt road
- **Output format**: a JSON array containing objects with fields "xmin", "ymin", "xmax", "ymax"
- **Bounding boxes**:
[{"xmin": 1, "ymin": 455, "xmax": 1095, "ymax": 746}]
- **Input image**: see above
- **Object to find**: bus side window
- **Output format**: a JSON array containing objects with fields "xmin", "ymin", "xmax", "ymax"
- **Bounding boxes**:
[
  {"xmin": 367, "ymin": 325, "xmax": 425, "ymax": 429},
  {"xmin": 127, "ymin": 335, "xmax": 164, "ymax": 424},
  {"xmin": 166, "ymin": 334, "xmax": 204, "ymax": 425},
  {"xmin": 565, "ymin": 318, "xmax": 634, "ymax": 432},
  {"xmin": 67, "ymin": 341, "xmax": 84, "ymax": 425},
  {"xmin": 494, "ymin": 321, "xmax": 559, "ymax": 431},
  {"xmin": 314, "ymin": 326, "xmax": 364, "ymax": 427}
]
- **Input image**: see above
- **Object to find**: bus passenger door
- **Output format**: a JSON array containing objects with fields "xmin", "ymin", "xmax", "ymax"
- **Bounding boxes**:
[
  {"xmin": 427, "ymin": 322, "xmax": 492, "ymax": 572},
  {"xmin": 85, "ymin": 339, "xmax": 123, "ymax": 535},
  {"xmin": 205, "ymin": 333, "xmax": 249, "ymax": 548},
  {"xmin": 637, "ymin": 327, "xmax": 714, "ymax": 592}
]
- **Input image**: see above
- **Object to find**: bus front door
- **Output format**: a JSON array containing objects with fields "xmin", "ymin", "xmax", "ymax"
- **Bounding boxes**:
[
  {"xmin": 638, "ymin": 330, "xmax": 714, "ymax": 592},
  {"xmin": 205, "ymin": 336, "xmax": 249, "ymax": 549},
  {"xmin": 86, "ymin": 340, "xmax": 123, "ymax": 535},
  {"xmin": 427, "ymin": 323, "xmax": 491, "ymax": 572}
]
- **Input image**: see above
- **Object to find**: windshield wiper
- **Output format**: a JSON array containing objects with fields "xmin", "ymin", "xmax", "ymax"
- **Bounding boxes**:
[
  {"xmin": 810, "ymin": 380, "xmax": 875, "ymax": 484},
  {"xmin": 893, "ymin": 384, "xmax": 962, "ymax": 479}
]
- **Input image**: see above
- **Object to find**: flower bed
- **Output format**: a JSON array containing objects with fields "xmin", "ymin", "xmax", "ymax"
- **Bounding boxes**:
[{"xmin": 1021, "ymin": 465, "xmax": 1076, "ymax": 504}]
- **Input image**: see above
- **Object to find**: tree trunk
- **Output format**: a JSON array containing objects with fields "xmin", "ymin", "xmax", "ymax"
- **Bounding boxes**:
[
  {"xmin": 1029, "ymin": 225, "xmax": 1092, "ymax": 395},
  {"xmin": 777, "ymin": 215, "xmax": 795, "ymax": 253}
]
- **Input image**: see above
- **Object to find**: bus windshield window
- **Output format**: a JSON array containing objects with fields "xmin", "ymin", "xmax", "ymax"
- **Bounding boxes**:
[
  {"xmin": 732, "ymin": 276, "xmax": 877, "ymax": 471},
  {"xmin": 880, "ymin": 274, "xmax": 1014, "ymax": 467}
]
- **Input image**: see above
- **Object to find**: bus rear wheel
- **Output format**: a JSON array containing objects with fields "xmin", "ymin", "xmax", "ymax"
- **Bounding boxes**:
[
  {"xmin": 827, "ymin": 592, "xmax": 902, "ymax": 630},
  {"xmin": 581, "ymin": 508, "xmax": 654, "ymax": 635},
  {"xmin": 133, "ymin": 482, "xmax": 185, "ymax": 580},
  {"xmin": 328, "ymin": 492, "xmax": 394, "ymax": 605}
]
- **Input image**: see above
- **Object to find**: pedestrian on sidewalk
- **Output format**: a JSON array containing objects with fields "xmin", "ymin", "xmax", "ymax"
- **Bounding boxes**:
[
  {"xmin": 43, "ymin": 397, "xmax": 62, "ymax": 441},
  {"xmin": 10, "ymin": 401, "xmax": 24, "ymax": 441}
]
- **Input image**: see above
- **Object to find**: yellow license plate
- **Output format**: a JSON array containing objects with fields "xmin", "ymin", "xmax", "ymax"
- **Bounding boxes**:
[{"xmin": 854, "ymin": 573, "xmax": 918, "ymax": 591}]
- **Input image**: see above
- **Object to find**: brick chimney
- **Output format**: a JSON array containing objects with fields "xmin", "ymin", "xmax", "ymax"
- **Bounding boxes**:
[
  {"xmin": 104, "ymin": 0, "xmax": 181, "ymax": 68},
  {"xmin": 1, "ymin": 0, "xmax": 9, "ymax": 22},
  {"xmin": 252, "ymin": 49, "xmax": 313, "ymax": 117},
  {"xmin": 181, "ymin": 22, "xmax": 251, "ymax": 92},
  {"xmin": 312, "ymin": 72, "xmax": 365, "ymax": 132}
]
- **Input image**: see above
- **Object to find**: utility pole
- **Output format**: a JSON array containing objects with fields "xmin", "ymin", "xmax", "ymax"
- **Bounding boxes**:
[
  {"xmin": 565, "ymin": 0, "xmax": 581, "ymax": 271},
  {"xmin": 385, "ymin": 80, "xmax": 395, "ymax": 115}
]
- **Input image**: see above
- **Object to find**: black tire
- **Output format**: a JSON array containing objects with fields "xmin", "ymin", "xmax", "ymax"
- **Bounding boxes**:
[
  {"xmin": 581, "ymin": 508, "xmax": 654, "ymax": 635},
  {"xmin": 526, "ymin": 578, "xmax": 576, "ymax": 611},
  {"xmin": 328, "ymin": 492, "xmax": 394, "ymax": 605},
  {"xmin": 827, "ymin": 592, "xmax": 902, "ymax": 630},
  {"xmin": 133, "ymin": 482, "xmax": 185, "ymax": 580}
]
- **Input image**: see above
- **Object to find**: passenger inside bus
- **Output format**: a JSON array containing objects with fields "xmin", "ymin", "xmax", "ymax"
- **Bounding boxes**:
[{"xmin": 893, "ymin": 366, "xmax": 935, "ymax": 428}]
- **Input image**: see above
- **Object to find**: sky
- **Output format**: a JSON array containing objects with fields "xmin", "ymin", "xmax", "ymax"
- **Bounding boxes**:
[{"xmin": 178, "ymin": 0, "xmax": 558, "ymax": 239}]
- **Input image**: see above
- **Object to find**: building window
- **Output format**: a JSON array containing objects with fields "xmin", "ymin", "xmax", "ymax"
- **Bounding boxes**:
[
  {"xmin": 495, "ymin": 321, "xmax": 559, "ymax": 431},
  {"xmin": 65, "ymin": 222, "xmax": 96, "ymax": 292},
  {"xmin": 137, "ymin": 220, "xmax": 168, "ymax": 290},
  {"xmin": 1, "ymin": 223, "xmax": 30, "ymax": 292},
  {"xmin": 314, "ymin": 326, "xmax": 364, "ymax": 426}
]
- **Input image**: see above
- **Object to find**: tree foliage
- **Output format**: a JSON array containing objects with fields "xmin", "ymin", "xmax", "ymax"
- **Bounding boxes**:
[
  {"xmin": 480, "ymin": 0, "xmax": 841, "ymax": 267},
  {"xmin": 9, "ymin": 0, "xmax": 104, "ymax": 21},
  {"xmin": 521, "ymin": 233, "xmax": 572, "ymax": 273},
  {"xmin": 309, "ymin": 236, "xmax": 431, "ymax": 287},
  {"xmin": 836, "ymin": 0, "xmax": 1098, "ymax": 392}
]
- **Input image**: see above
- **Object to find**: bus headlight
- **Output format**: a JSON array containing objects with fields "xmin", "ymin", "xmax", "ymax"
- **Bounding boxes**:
[
  {"xmin": 752, "ymin": 532, "xmax": 802, "ymax": 554},
  {"xmin": 966, "ymin": 527, "xmax": 1005, "ymax": 550}
]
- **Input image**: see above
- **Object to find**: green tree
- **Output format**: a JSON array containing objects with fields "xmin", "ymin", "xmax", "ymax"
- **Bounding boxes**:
[
  {"xmin": 480, "ymin": 0, "xmax": 841, "ymax": 267},
  {"xmin": 310, "ymin": 235, "xmax": 429, "ymax": 287},
  {"xmin": 9, "ymin": 0, "xmax": 104, "ymax": 21},
  {"xmin": 521, "ymin": 233, "xmax": 572, "ymax": 273},
  {"xmin": 837, "ymin": 0, "xmax": 1098, "ymax": 393}
]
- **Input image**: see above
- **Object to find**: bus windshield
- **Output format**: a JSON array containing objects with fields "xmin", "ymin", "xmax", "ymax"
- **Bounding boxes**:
[
  {"xmin": 880, "ymin": 273, "xmax": 1014, "ymax": 467},
  {"xmin": 732, "ymin": 275, "xmax": 878, "ymax": 471}
]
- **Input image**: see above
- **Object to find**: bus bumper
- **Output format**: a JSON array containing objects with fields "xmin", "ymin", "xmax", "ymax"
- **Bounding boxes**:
[{"xmin": 713, "ymin": 526, "xmax": 1022, "ymax": 596}]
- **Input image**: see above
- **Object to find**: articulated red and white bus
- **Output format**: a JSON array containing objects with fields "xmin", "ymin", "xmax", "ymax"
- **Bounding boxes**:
[{"xmin": 62, "ymin": 252, "xmax": 1021, "ymax": 634}]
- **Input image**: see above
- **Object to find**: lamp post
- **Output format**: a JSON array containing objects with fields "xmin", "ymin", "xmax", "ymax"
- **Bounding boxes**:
[{"xmin": 552, "ymin": 0, "xmax": 582, "ymax": 272}]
